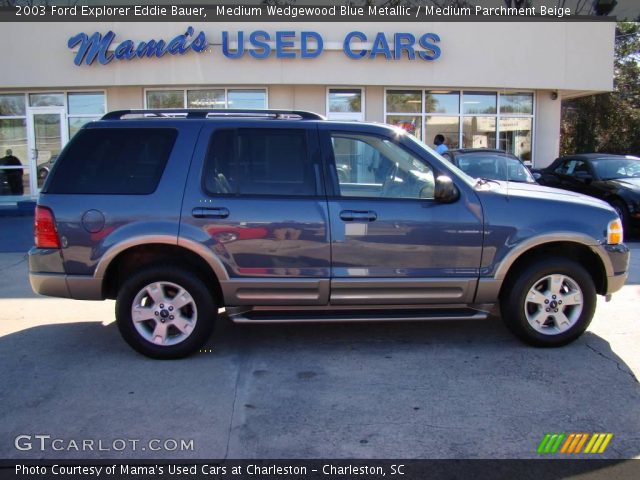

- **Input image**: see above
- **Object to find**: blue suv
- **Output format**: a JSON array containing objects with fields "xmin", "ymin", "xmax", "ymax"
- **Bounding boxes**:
[{"xmin": 29, "ymin": 109, "xmax": 630, "ymax": 358}]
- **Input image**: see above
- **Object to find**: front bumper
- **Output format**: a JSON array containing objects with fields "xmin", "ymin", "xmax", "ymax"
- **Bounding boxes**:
[{"xmin": 600, "ymin": 243, "xmax": 630, "ymax": 295}]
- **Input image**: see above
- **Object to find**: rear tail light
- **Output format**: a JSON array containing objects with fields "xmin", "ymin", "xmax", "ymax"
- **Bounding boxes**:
[{"xmin": 34, "ymin": 206, "xmax": 61, "ymax": 249}]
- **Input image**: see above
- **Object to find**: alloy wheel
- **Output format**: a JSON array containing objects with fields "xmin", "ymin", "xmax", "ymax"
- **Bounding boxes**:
[
  {"xmin": 131, "ymin": 281, "xmax": 198, "ymax": 346},
  {"xmin": 524, "ymin": 274, "xmax": 584, "ymax": 335}
]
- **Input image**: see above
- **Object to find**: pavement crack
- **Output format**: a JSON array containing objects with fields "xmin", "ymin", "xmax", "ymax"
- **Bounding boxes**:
[
  {"xmin": 223, "ymin": 360, "xmax": 243, "ymax": 460},
  {"xmin": 0, "ymin": 254, "xmax": 27, "ymax": 271},
  {"xmin": 585, "ymin": 343, "xmax": 638, "ymax": 383},
  {"xmin": 344, "ymin": 421, "xmax": 465, "ymax": 430}
]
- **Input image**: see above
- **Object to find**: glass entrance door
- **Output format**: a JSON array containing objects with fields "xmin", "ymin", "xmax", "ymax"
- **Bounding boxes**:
[{"xmin": 27, "ymin": 108, "xmax": 68, "ymax": 193}]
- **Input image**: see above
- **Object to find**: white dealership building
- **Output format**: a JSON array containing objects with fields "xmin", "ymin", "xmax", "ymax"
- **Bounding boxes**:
[{"xmin": 0, "ymin": 21, "xmax": 615, "ymax": 204}]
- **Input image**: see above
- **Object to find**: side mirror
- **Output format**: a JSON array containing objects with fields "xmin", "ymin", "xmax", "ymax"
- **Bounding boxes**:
[
  {"xmin": 434, "ymin": 175, "xmax": 460, "ymax": 203},
  {"xmin": 533, "ymin": 172, "xmax": 542, "ymax": 180}
]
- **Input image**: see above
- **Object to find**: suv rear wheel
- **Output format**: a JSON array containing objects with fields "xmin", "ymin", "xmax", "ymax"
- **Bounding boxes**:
[
  {"xmin": 501, "ymin": 258, "xmax": 596, "ymax": 347},
  {"xmin": 116, "ymin": 265, "xmax": 216, "ymax": 359}
]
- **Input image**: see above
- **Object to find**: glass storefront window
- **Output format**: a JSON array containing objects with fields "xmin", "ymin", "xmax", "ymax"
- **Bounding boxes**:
[
  {"xmin": 425, "ymin": 91, "xmax": 459, "ymax": 114},
  {"xmin": 187, "ymin": 89, "xmax": 225, "ymax": 108},
  {"xmin": 499, "ymin": 117, "xmax": 532, "ymax": 161},
  {"xmin": 463, "ymin": 92, "xmax": 497, "ymax": 114},
  {"xmin": 462, "ymin": 117, "xmax": 496, "ymax": 149},
  {"xmin": 68, "ymin": 92, "xmax": 106, "ymax": 115},
  {"xmin": 33, "ymin": 113, "xmax": 63, "ymax": 188},
  {"xmin": 227, "ymin": 89, "xmax": 266, "ymax": 109},
  {"xmin": 0, "ymin": 118, "xmax": 28, "ymax": 196},
  {"xmin": 0, "ymin": 118, "xmax": 28, "ymax": 164},
  {"xmin": 385, "ymin": 115, "xmax": 422, "ymax": 138},
  {"xmin": 1, "ymin": 91, "xmax": 107, "ymax": 199},
  {"xmin": 29, "ymin": 93, "xmax": 64, "ymax": 107},
  {"xmin": 146, "ymin": 90, "xmax": 184, "ymax": 109},
  {"xmin": 328, "ymin": 89, "xmax": 362, "ymax": 113},
  {"xmin": 386, "ymin": 89, "xmax": 533, "ymax": 160},
  {"xmin": 0, "ymin": 166, "xmax": 30, "ymax": 197},
  {"xmin": 67, "ymin": 92, "xmax": 105, "ymax": 140},
  {"xmin": 426, "ymin": 116, "xmax": 460, "ymax": 149},
  {"xmin": 147, "ymin": 88, "xmax": 267, "ymax": 110},
  {"xmin": 500, "ymin": 92, "xmax": 533, "ymax": 115},
  {"xmin": 386, "ymin": 90, "xmax": 422, "ymax": 113},
  {"xmin": 68, "ymin": 117, "xmax": 98, "ymax": 139},
  {"xmin": 0, "ymin": 94, "xmax": 26, "ymax": 116}
]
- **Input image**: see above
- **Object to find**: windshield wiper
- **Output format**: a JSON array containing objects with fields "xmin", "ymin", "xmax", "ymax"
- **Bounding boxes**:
[{"xmin": 475, "ymin": 177, "xmax": 501, "ymax": 187}]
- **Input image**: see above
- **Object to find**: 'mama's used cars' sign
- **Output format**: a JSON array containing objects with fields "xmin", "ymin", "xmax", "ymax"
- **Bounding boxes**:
[{"xmin": 68, "ymin": 27, "xmax": 442, "ymax": 65}]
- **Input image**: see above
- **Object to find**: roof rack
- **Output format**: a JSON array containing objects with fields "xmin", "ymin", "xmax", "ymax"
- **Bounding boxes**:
[{"xmin": 102, "ymin": 109, "xmax": 325, "ymax": 121}]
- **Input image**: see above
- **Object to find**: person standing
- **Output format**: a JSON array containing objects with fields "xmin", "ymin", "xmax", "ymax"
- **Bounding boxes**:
[
  {"xmin": 0, "ymin": 149, "xmax": 24, "ymax": 195},
  {"xmin": 433, "ymin": 134, "xmax": 448, "ymax": 154}
]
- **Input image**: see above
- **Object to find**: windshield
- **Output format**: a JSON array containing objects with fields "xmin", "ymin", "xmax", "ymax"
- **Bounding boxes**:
[
  {"xmin": 590, "ymin": 158, "xmax": 640, "ymax": 180},
  {"xmin": 455, "ymin": 153, "xmax": 535, "ymax": 183}
]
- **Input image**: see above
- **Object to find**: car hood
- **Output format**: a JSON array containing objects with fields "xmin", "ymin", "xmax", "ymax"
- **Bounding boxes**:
[
  {"xmin": 480, "ymin": 180, "xmax": 613, "ymax": 210},
  {"xmin": 607, "ymin": 177, "xmax": 640, "ymax": 191}
]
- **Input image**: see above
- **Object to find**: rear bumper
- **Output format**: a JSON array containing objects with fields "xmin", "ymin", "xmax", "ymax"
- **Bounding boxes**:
[
  {"xmin": 29, "ymin": 272, "xmax": 103, "ymax": 300},
  {"xmin": 29, "ymin": 272, "xmax": 71, "ymax": 298},
  {"xmin": 29, "ymin": 247, "xmax": 103, "ymax": 300}
]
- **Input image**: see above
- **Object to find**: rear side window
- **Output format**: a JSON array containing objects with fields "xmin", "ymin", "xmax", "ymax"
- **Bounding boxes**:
[
  {"xmin": 46, "ymin": 128, "xmax": 177, "ymax": 194},
  {"xmin": 203, "ymin": 128, "xmax": 317, "ymax": 196}
]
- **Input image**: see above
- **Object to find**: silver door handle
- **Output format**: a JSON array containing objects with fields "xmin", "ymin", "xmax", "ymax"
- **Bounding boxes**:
[
  {"xmin": 340, "ymin": 210, "xmax": 377, "ymax": 222},
  {"xmin": 192, "ymin": 207, "xmax": 230, "ymax": 219}
]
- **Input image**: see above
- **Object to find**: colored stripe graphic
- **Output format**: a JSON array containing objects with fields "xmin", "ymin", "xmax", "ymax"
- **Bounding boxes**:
[
  {"xmin": 567, "ymin": 433, "xmax": 583, "ymax": 453},
  {"xmin": 550, "ymin": 433, "xmax": 565, "ymax": 453},
  {"xmin": 537, "ymin": 434, "xmax": 552, "ymax": 454},
  {"xmin": 584, "ymin": 433, "xmax": 614, "ymax": 454},
  {"xmin": 537, "ymin": 433, "xmax": 565, "ymax": 454},
  {"xmin": 574, "ymin": 433, "xmax": 589, "ymax": 453},
  {"xmin": 597, "ymin": 434, "xmax": 613, "ymax": 453},
  {"xmin": 560, "ymin": 433, "xmax": 575, "ymax": 454},
  {"xmin": 541, "ymin": 433, "xmax": 613, "ymax": 455}
]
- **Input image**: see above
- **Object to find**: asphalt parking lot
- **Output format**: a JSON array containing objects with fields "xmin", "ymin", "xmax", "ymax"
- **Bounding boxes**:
[{"xmin": 0, "ymin": 216, "xmax": 638, "ymax": 460}]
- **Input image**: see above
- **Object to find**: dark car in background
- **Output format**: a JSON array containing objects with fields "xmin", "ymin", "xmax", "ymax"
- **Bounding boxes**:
[
  {"xmin": 441, "ymin": 149, "xmax": 536, "ymax": 183},
  {"xmin": 37, "ymin": 154, "xmax": 58, "ymax": 185},
  {"xmin": 534, "ymin": 154, "xmax": 640, "ymax": 230}
]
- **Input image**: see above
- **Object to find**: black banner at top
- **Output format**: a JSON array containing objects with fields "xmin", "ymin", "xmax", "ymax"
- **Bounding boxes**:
[{"xmin": 1, "ymin": 0, "xmax": 638, "ymax": 22}]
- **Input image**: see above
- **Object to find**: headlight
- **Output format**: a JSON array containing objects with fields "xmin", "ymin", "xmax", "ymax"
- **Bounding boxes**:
[{"xmin": 607, "ymin": 218, "xmax": 623, "ymax": 245}]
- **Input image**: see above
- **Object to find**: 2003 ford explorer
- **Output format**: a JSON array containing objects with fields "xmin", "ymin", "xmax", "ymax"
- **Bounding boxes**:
[{"xmin": 28, "ymin": 109, "xmax": 630, "ymax": 358}]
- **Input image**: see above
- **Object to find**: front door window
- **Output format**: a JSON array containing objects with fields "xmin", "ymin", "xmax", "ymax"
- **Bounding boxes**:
[{"xmin": 331, "ymin": 132, "xmax": 435, "ymax": 200}]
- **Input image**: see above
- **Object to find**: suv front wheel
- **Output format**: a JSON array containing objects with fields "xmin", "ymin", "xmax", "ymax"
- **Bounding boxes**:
[
  {"xmin": 501, "ymin": 258, "xmax": 596, "ymax": 347},
  {"xmin": 116, "ymin": 265, "xmax": 216, "ymax": 359}
]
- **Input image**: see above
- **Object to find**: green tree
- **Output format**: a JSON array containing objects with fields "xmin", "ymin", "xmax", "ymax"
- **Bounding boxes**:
[{"xmin": 560, "ymin": 21, "xmax": 640, "ymax": 156}]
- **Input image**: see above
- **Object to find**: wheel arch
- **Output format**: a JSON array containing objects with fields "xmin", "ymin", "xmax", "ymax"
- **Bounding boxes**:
[
  {"xmin": 498, "ymin": 240, "xmax": 609, "ymax": 299},
  {"xmin": 99, "ymin": 240, "xmax": 227, "ymax": 304}
]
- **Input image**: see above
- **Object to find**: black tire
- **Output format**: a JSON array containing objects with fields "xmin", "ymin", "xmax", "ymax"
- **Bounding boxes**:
[
  {"xmin": 609, "ymin": 199, "xmax": 630, "ymax": 233},
  {"xmin": 500, "ymin": 257, "xmax": 596, "ymax": 347},
  {"xmin": 116, "ymin": 265, "xmax": 216, "ymax": 359}
]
